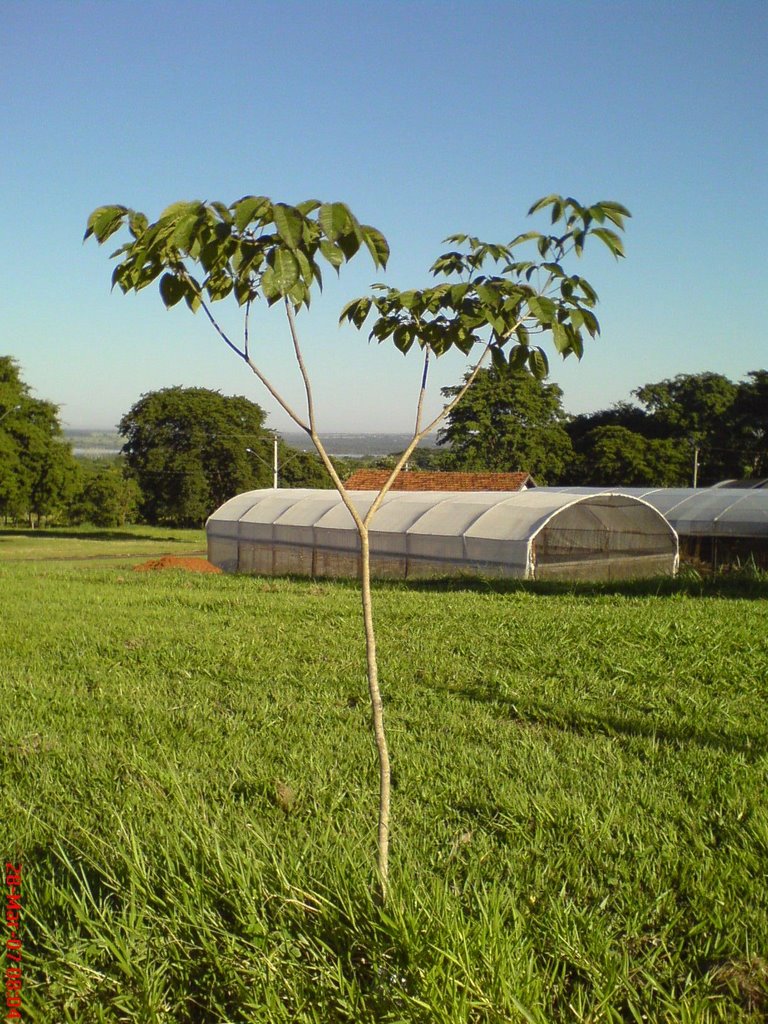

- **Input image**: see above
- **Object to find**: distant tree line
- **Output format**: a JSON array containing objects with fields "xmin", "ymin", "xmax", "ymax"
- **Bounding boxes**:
[
  {"xmin": 390, "ymin": 366, "xmax": 767, "ymax": 487},
  {"xmin": 2, "ymin": 357, "xmax": 765, "ymax": 528},
  {"xmin": 0, "ymin": 360, "xmax": 331, "ymax": 528}
]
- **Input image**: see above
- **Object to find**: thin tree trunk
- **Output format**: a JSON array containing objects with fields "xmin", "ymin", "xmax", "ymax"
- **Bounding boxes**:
[{"xmin": 359, "ymin": 526, "xmax": 391, "ymax": 901}]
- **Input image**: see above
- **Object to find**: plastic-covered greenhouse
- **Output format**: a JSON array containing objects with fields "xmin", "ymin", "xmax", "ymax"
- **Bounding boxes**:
[
  {"xmin": 545, "ymin": 486, "xmax": 768, "ymax": 567},
  {"xmin": 206, "ymin": 489, "xmax": 678, "ymax": 581}
]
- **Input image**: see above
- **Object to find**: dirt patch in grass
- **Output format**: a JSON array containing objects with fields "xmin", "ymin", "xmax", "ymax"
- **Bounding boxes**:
[
  {"xmin": 132, "ymin": 555, "xmax": 223, "ymax": 574},
  {"xmin": 711, "ymin": 956, "xmax": 768, "ymax": 1014}
]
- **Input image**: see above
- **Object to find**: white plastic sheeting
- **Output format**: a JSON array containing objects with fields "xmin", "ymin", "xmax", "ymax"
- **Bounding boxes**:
[
  {"xmin": 207, "ymin": 489, "xmax": 678, "ymax": 581},
  {"xmin": 543, "ymin": 487, "xmax": 768, "ymax": 539}
]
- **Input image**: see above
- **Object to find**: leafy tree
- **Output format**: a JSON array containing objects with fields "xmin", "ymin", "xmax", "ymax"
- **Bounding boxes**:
[
  {"xmin": 731, "ymin": 370, "xmax": 768, "ymax": 478},
  {"xmin": 437, "ymin": 364, "xmax": 573, "ymax": 482},
  {"xmin": 276, "ymin": 444, "xmax": 332, "ymax": 488},
  {"xmin": 633, "ymin": 372, "xmax": 738, "ymax": 484},
  {"xmin": 567, "ymin": 400, "xmax": 657, "ymax": 450},
  {"xmin": 119, "ymin": 387, "xmax": 273, "ymax": 526},
  {"xmin": 87, "ymin": 192, "xmax": 629, "ymax": 898},
  {"xmin": 69, "ymin": 464, "xmax": 141, "ymax": 527},
  {"xmin": 579, "ymin": 425, "xmax": 690, "ymax": 486},
  {"xmin": 0, "ymin": 357, "xmax": 80, "ymax": 525}
]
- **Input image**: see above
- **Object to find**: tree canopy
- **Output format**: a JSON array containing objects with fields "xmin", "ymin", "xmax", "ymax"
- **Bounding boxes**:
[
  {"xmin": 0, "ymin": 356, "xmax": 79, "ymax": 524},
  {"xmin": 119, "ymin": 387, "xmax": 273, "ymax": 526},
  {"xmin": 567, "ymin": 370, "xmax": 767, "ymax": 486},
  {"xmin": 437, "ymin": 364, "xmax": 573, "ymax": 483}
]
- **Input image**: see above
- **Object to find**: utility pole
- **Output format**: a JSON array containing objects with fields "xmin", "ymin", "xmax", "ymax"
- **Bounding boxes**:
[{"xmin": 692, "ymin": 442, "xmax": 699, "ymax": 488}]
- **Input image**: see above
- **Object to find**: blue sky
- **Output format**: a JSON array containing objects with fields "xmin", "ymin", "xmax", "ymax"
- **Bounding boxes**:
[{"xmin": 3, "ymin": 0, "xmax": 766, "ymax": 433}]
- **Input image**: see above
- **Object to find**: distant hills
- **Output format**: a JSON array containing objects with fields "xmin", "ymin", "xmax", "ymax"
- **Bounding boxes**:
[{"xmin": 64, "ymin": 430, "xmax": 438, "ymax": 458}]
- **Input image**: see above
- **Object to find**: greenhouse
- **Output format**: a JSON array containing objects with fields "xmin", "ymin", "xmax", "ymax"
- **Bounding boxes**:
[
  {"xmin": 546, "ymin": 486, "xmax": 768, "ymax": 568},
  {"xmin": 206, "ymin": 489, "xmax": 678, "ymax": 582}
]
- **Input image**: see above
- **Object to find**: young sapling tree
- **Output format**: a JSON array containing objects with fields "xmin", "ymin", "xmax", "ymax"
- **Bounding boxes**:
[{"xmin": 86, "ymin": 194, "xmax": 629, "ymax": 899}]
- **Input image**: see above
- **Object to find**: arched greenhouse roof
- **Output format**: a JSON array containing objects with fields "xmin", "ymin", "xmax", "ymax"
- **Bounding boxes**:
[
  {"xmin": 207, "ymin": 488, "xmax": 678, "ymax": 581},
  {"xmin": 544, "ymin": 487, "xmax": 768, "ymax": 538}
]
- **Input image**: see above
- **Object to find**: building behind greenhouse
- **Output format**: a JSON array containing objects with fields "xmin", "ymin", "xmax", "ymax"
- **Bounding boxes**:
[{"xmin": 206, "ymin": 488, "xmax": 678, "ymax": 582}]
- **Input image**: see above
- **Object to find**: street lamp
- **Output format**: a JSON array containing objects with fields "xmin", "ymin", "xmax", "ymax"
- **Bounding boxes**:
[{"xmin": 246, "ymin": 434, "xmax": 279, "ymax": 489}]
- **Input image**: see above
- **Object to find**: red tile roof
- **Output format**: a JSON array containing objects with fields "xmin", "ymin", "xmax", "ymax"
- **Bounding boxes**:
[{"xmin": 344, "ymin": 470, "xmax": 534, "ymax": 491}]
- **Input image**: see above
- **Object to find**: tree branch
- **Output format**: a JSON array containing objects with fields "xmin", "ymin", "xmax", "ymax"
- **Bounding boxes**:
[
  {"xmin": 244, "ymin": 298, "xmax": 251, "ymax": 362},
  {"xmin": 284, "ymin": 299, "xmax": 317, "ymax": 431},
  {"xmin": 413, "ymin": 348, "xmax": 430, "ymax": 437},
  {"xmin": 197, "ymin": 297, "xmax": 246, "ymax": 361}
]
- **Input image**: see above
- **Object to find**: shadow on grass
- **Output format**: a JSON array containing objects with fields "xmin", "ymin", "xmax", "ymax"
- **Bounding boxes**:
[
  {"xmin": 0, "ymin": 529, "xmax": 195, "ymax": 544},
  {"xmin": 233, "ymin": 569, "xmax": 768, "ymax": 601},
  {"xmin": 371, "ymin": 571, "xmax": 768, "ymax": 602},
  {"xmin": 441, "ymin": 681, "xmax": 768, "ymax": 760}
]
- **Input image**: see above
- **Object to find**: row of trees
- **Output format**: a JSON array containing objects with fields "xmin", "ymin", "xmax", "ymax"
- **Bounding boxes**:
[
  {"xmin": 3, "ymin": 356, "xmax": 765, "ymax": 528},
  {"xmin": 0, "ymin": 359, "xmax": 330, "ymax": 527},
  {"xmin": 430, "ymin": 365, "xmax": 767, "ymax": 486}
]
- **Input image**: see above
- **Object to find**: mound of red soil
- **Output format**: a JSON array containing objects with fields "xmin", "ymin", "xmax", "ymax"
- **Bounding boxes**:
[{"xmin": 133, "ymin": 556, "xmax": 223, "ymax": 574}]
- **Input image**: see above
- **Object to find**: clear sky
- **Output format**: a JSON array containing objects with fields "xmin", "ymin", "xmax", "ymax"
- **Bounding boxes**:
[{"xmin": 2, "ymin": 0, "xmax": 766, "ymax": 434}]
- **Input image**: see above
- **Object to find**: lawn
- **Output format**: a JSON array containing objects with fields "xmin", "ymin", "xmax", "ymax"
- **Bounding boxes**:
[{"xmin": 2, "ymin": 530, "xmax": 767, "ymax": 1022}]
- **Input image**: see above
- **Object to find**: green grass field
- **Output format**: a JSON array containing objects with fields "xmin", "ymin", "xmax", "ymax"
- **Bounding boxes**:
[{"xmin": 2, "ymin": 529, "xmax": 767, "ymax": 1022}]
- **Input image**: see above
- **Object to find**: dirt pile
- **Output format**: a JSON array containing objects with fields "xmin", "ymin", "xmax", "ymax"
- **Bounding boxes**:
[{"xmin": 132, "ymin": 556, "xmax": 223, "ymax": 574}]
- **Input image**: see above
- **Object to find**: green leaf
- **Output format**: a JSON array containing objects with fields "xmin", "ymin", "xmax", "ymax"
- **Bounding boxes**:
[
  {"xmin": 590, "ymin": 227, "xmax": 625, "ymax": 258},
  {"xmin": 272, "ymin": 203, "xmax": 303, "ymax": 250},
  {"xmin": 598, "ymin": 200, "xmax": 632, "ymax": 217},
  {"xmin": 551, "ymin": 321, "xmax": 570, "ymax": 354},
  {"xmin": 508, "ymin": 230, "xmax": 541, "ymax": 249},
  {"xmin": 361, "ymin": 225, "xmax": 390, "ymax": 269},
  {"xmin": 430, "ymin": 252, "xmax": 467, "ymax": 276},
  {"xmin": 339, "ymin": 296, "xmax": 372, "ymax": 329},
  {"xmin": 527, "ymin": 194, "xmax": 561, "ymax": 216},
  {"xmin": 260, "ymin": 266, "xmax": 281, "ymax": 305},
  {"xmin": 393, "ymin": 325, "xmax": 413, "ymax": 354},
  {"xmin": 184, "ymin": 277, "xmax": 202, "ymax": 312},
  {"xmin": 319, "ymin": 203, "xmax": 351, "ymax": 242},
  {"xmin": 234, "ymin": 276, "xmax": 255, "ymax": 307},
  {"xmin": 528, "ymin": 347, "xmax": 549, "ymax": 379},
  {"xmin": 296, "ymin": 199, "xmax": 321, "ymax": 215},
  {"xmin": 581, "ymin": 308, "xmax": 600, "ymax": 337},
  {"xmin": 86, "ymin": 206, "xmax": 128, "ymax": 243},
  {"xmin": 270, "ymin": 249, "xmax": 300, "ymax": 293},
  {"xmin": 570, "ymin": 330, "xmax": 584, "ymax": 359},
  {"xmin": 319, "ymin": 239, "xmax": 345, "ymax": 269},
  {"xmin": 490, "ymin": 345, "xmax": 507, "ymax": 370},
  {"xmin": 171, "ymin": 213, "xmax": 201, "ymax": 252},
  {"xmin": 128, "ymin": 211, "xmax": 148, "ymax": 239},
  {"xmin": 158, "ymin": 200, "xmax": 202, "ymax": 222},
  {"xmin": 475, "ymin": 283, "xmax": 500, "ymax": 309},
  {"xmin": 111, "ymin": 263, "xmax": 131, "ymax": 293},
  {"xmin": 568, "ymin": 307, "xmax": 585, "ymax": 331},
  {"xmin": 527, "ymin": 295, "xmax": 557, "ymax": 324},
  {"xmin": 209, "ymin": 201, "xmax": 232, "ymax": 222},
  {"xmin": 509, "ymin": 344, "xmax": 528, "ymax": 370},
  {"xmin": 294, "ymin": 247, "xmax": 314, "ymax": 286},
  {"xmin": 336, "ymin": 230, "xmax": 361, "ymax": 261},
  {"xmin": 159, "ymin": 273, "xmax": 185, "ymax": 308},
  {"xmin": 288, "ymin": 282, "xmax": 308, "ymax": 307},
  {"xmin": 233, "ymin": 196, "xmax": 272, "ymax": 232},
  {"xmin": 205, "ymin": 271, "xmax": 234, "ymax": 301}
]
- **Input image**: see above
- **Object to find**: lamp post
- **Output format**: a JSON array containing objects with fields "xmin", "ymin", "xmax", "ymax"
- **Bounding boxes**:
[{"xmin": 246, "ymin": 434, "xmax": 279, "ymax": 488}]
